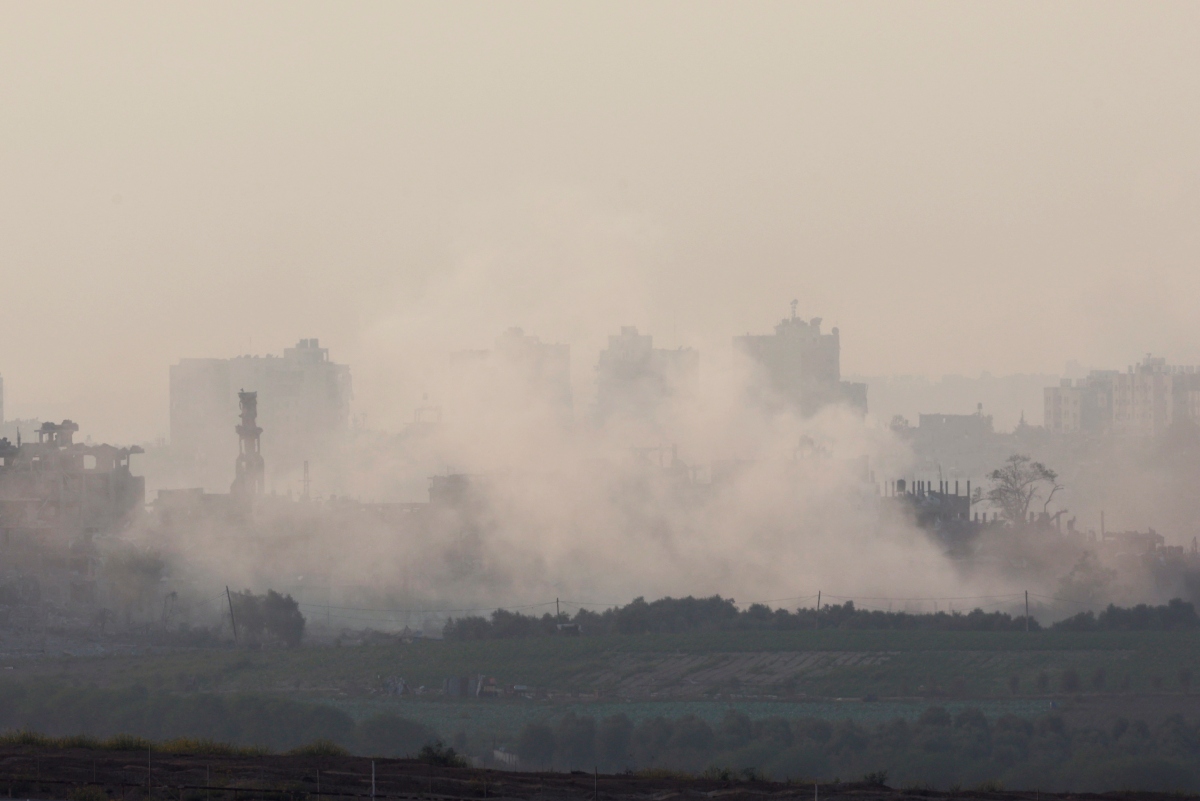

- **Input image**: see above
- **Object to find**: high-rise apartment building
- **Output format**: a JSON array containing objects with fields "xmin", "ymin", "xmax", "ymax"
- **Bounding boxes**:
[
  {"xmin": 733, "ymin": 306, "xmax": 867, "ymax": 417},
  {"xmin": 594, "ymin": 326, "xmax": 698, "ymax": 423},
  {"xmin": 1044, "ymin": 371, "xmax": 1117, "ymax": 434},
  {"xmin": 1112, "ymin": 357, "xmax": 1200, "ymax": 436},
  {"xmin": 1045, "ymin": 357, "xmax": 1200, "ymax": 437},
  {"xmin": 169, "ymin": 339, "xmax": 352, "ymax": 489}
]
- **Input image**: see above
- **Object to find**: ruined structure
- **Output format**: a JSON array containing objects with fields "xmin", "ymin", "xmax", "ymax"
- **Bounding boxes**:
[
  {"xmin": 0, "ymin": 421, "xmax": 144, "ymax": 605},
  {"xmin": 882, "ymin": 478, "xmax": 977, "ymax": 555},
  {"xmin": 734, "ymin": 303, "xmax": 867, "ymax": 417},
  {"xmin": 594, "ymin": 326, "xmax": 698, "ymax": 423},
  {"xmin": 170, "ymin": 338, "xmax": 351, "ymax": 489},
  {"xmin": 231, "ymin": 391, "xmax": 264, "ymax": 496}
]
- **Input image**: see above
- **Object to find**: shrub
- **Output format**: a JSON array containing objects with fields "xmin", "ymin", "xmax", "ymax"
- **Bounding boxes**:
[
  {"xmin": 862, "ymin": 770, "xmax": 888, "ymax": 786},
  {"xmin": 418, "ymin": 740, "xmax": 467, "ymax": 768},
  {"xmin": 290, "ymin": 739, "xmax": 349, "ymax": 757}
]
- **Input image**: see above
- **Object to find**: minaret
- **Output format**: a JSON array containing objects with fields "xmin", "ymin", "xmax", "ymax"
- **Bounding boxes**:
[{"xmin": 231, "ymin": 390, "xmax": 265, "ymax": 496}]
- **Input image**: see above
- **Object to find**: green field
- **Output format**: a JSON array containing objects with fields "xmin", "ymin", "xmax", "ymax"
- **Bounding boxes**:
[{"xmin": 15, "ymin": 628, "xmax": 1200, "ymax": 704}]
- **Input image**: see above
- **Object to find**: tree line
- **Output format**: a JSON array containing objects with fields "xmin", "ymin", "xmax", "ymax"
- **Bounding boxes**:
[
  {"xmin": 442, "ymin": 594, "xmax": 1200, "ymax": 640},
  {"xmin": 507, "ymin": 707, "xmax": 1200, "ymax": 792}
]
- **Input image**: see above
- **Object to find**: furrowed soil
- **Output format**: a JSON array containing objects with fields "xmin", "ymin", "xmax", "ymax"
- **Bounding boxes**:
[
  {"xmin": 0, "ymin": 745, "xmax": 1195, "ymax": 801},
  {"xmin": 5, "ymin": 630, "xmax": 1199, "ymax": 735}
]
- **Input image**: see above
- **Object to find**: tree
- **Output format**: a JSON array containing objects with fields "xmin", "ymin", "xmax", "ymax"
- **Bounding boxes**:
[
  {"xmin": 986, "ymin": 455, "xmax": 1060, "ymax": 526},
  {"xmin": 230, "ymin": 589, "xmax": 306, "ymax": 647},
  {"xmin": 262, "ymin": 590, "xmax": 305, "ymax": 647},
  {"xmin": 417, "ymin": 740, "xmax": 467, "ymax": 767}
]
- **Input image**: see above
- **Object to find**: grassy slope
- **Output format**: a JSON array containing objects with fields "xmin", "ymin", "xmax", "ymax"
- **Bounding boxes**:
[{"xmin": 19, "ymin": 629, "xmax": 1200, "ymax": 701}]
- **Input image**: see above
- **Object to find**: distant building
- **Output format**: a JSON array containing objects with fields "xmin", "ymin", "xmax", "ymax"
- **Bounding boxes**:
[
  {"xmin": 858, "ymin": 372, "xmax": 1055, "ymax": 433},
  {"xmin": 1111, "ymin": 356, "xmax": 1200, "ymax": 436},
  {"xmin": 594, "ymin": 326, "xmax": 698, "ymax": 423},
  {"xmin": 917, "ymin": 410, "xmax": 993, "ymax": 441},
  {"xmin": 447, "ymin": 328, "xmax": 572, "ymax": 421},
  {"xmin": 733, "ymin": 304, "xmax": 866, "ymax": 417},
  {"xmin": 1044, "ymin": 371, "xmax": 1117, "ymax": 434},
  {"xmin": 169, "ymin": 339, "xmax": 352, "ymax": 489},
  {"xmin": 0, "ymin": 420, "xmax": 144, "ymax": 606},
  {"xmin": 1046, "ymin": 357, "xmax": 1200, "ymax": 437}
]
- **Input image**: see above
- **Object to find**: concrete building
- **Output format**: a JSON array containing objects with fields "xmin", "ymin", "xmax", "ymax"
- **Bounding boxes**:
[
  {"xmin": 169, "ymin": 338, "xmax": 352, "ymax": 489},
  {"xmin": 594, "ymin": 326, "xmax": 698, "ymax": 423},
  {"xmin": 1045, "ymin": 371, "xmax": 1118, "ymax": 435},
  {"xmin": 1045, "ymin": 357, "xmax": 1200, "ymax": 437},
  {"xmin": 1113, "ymin": 357, "xmax": 1180, "ymax": 438},
  {"xmin": 0, "ymin": 420, "xmax": 144, "ymax": 606},
  {"xmin": 916, "ymin": 410, "xmax": 993, "ymax": 442},
  {"xmin": 733, "ymin": 304, "xmax": 867, "ymax": 417}
]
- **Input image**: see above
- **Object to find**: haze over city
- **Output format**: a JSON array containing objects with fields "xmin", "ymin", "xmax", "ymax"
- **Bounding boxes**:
[
  {"xmin": 3, "ymin": 4, "xmax": 1200, "ymax": 442},
  {"xmin": 5, "ymin": 5, "xmax": 1200, "ymax": 793}
]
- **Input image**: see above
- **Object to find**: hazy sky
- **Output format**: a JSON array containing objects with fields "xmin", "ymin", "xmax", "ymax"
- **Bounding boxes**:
[{"xmin": 2, "ymin": 3, "xmax": 1199, "ymax": 442}]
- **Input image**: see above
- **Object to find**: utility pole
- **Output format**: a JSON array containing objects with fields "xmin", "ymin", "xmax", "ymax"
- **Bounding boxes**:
[
  {"xmin": 815, "ymin": 591, "xmax": 821, "ymax": 630},
  {"xmin": 1025, "ymin": 591, "xmax": 1030, "ymax": 632},
  {"xmin": 556, "ymin": 597, "xmax": 560, "ymax": 619},
  {"xmin": 226, "ymin": 586, "xmax": 239, "ymax": 643}
]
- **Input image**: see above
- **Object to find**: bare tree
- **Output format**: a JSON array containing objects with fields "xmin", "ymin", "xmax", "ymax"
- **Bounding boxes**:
[{"xmin": 986, "ymin": 454, "xmax": 1059, "ymax": 526}]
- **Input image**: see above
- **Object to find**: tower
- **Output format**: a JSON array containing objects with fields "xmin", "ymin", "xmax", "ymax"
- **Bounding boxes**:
[{"xmin": 231, "ymin": 390, "xmax": 265, "ymax": 496}]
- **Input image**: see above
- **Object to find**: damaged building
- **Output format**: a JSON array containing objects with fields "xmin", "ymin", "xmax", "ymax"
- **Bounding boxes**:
[{"xmin": 0, "ymin": 421, "xmax": 144, "ymax": 606}]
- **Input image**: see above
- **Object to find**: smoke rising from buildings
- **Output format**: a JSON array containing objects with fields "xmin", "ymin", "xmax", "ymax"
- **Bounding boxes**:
[
  {"xmin": 4, "ymin": 4, "xmax": 1200, "ymax": 631},
  {"xmin": 129, "ymin": 306, "xmax": 1011, "ymax": 627}
]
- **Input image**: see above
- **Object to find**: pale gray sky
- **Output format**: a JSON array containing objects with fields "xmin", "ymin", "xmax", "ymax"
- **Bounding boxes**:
[{"xmin": 2, "ymin": 3, "xmax": 1199, "ymax": 442}]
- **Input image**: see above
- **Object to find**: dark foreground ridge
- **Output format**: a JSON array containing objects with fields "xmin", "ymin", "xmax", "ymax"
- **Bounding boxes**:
[{"xmin": 0, "ymin": 745, "xmax": 1195, "ymax": 801}]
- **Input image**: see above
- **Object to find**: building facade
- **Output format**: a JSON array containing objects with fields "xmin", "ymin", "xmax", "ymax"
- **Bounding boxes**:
[
  {"xmin": 733, "ymin": 307, "xmax": 867, "ymax": 417},
  {"xmin": 169, "ymin": 338, "xmax": 352, "ymax": 489},
  {"xmin": 1045, "ymin": 357, "xmax": 1200, "ymax": 436},
  {"xmin": 594, "ymin": 326, "xmax": 698, "ymax": 423}
]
